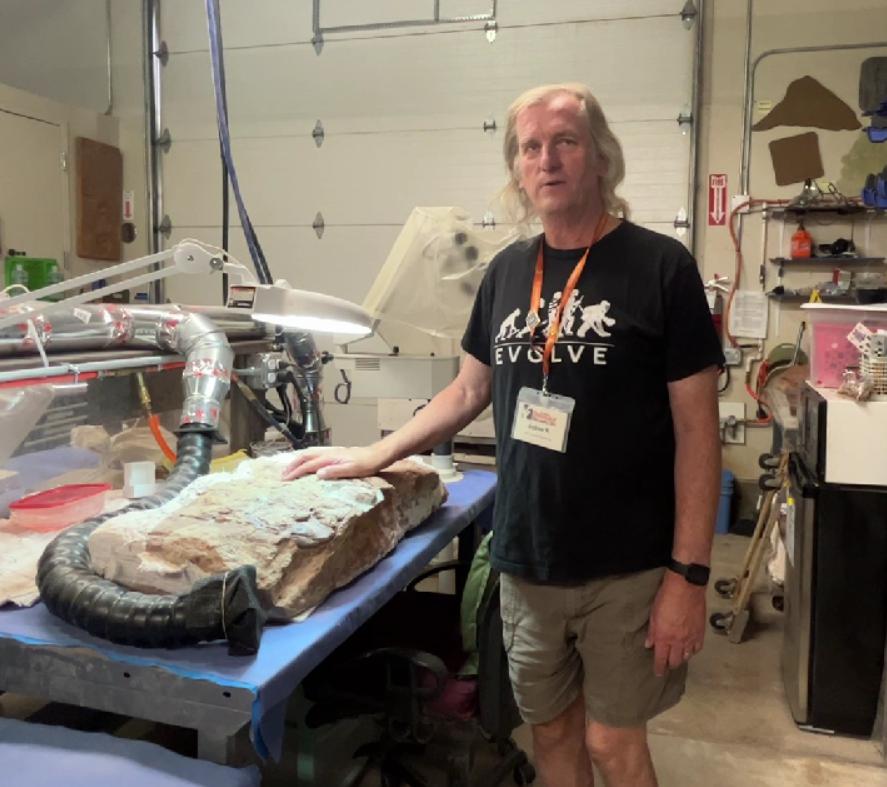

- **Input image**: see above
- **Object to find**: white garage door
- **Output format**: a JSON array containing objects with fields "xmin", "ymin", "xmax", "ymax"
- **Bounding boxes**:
[
  {"xmin": 157, "ymin": 0, "xmax": 698, "ymax": 308},
  {"xmin": 155, "ymin": 1, "xmax": 699, "ymax": 443}
]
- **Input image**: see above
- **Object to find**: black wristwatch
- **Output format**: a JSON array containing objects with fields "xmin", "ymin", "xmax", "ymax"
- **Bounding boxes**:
[{"xmin": 667, "ymin": 559, "xmax": 710, "ymax": 587}]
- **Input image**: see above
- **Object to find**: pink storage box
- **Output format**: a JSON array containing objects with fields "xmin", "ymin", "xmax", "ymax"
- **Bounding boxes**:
[
  {"xmin": 9, "ymin": 483, "xmax": 110, "ymax": 532},
  {"xmin": 803, "ymin": 304, "xmax": 887, "ymax": 389},
  {"xmin": 810, "ymin": 321, "xmax": 860, "ymax": 388}
]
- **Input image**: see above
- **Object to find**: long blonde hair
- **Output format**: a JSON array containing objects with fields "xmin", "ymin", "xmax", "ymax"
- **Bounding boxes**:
[{"xmin": 501, "ymin": 83, "xmax": 630, "ymax": 223}]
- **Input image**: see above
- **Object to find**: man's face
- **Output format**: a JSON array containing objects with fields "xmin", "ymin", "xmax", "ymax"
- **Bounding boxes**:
[{"xmin": 515, "ymin": 93, "xmax": 604, "ymax": 220}]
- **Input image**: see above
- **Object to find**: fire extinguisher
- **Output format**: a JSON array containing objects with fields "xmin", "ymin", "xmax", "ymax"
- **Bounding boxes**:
[
  {"xmin": 710, "ymin": 291, "xmax": 724, "ymax": 341},
  {"xmin": 705, "ymin": 274, "xmax": 729, "ymax": 342}
]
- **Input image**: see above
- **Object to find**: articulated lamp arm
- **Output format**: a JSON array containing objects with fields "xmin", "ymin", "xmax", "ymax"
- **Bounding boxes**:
[
  {"xmin": 0, "ymin": 242, "xmax": 255, "ymax": 332},
  {"xmin": 0, "ymin": 240, "xmax": 373, "ymax": 338}
]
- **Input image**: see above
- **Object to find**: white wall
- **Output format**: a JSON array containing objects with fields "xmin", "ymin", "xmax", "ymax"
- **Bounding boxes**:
[
  {"xmin": 108, "ymin": 0, "xmax": 150, "ymax": 263},
  {"xmin": 697, "ymin": 0, "xmax": 887, "ymax": 481},
  {"xmin": 0, "ymin": 0, "xmax": 149, "ymax": 276},
  {"xmin": 0, "ymin": 81, "xmax": 117, "ymax": 279},
  {"xmin": 0, "ymin": 0, "xmax": 111, "ymax": 114}
]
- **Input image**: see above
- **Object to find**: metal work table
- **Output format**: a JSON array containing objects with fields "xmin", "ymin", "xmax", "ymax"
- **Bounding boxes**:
[{"xmin": 0, "ymin": 469, "xmax": 496, "ymax": 764}]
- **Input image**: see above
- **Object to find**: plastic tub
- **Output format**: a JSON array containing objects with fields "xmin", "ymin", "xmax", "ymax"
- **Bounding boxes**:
[
  {"xmin": 716, "ymin": 470, "xmax": 734, "ymax": 535},
  {"xmin": 9, "ymin": 483, "xmax": 110, "ymax": 532},
  {"xmin": 802, "ymin": 303, "xmax": 887, "ymax": 388}
]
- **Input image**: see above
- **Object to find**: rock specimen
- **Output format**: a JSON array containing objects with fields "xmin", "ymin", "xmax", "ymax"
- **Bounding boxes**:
[{"xmin": 88, "ymin": 454, "xmax": 447, "ymax": 617}]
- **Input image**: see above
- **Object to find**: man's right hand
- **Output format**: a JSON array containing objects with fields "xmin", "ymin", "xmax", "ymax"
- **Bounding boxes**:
[{"xmin": 281, "ymin": 446, "xmax": 386, "ymax": 482}]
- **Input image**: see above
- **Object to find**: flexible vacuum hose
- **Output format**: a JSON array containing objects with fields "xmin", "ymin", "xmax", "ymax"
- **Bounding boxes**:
[{"xmin": 36, "ymin": 431, "xmax": 268, "ymax": 654}]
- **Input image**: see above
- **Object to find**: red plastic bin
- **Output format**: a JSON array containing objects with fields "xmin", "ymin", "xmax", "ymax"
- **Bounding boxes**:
[{"xmin": 9, "ymin": 483, "xmax": 111, "ymax": 532}]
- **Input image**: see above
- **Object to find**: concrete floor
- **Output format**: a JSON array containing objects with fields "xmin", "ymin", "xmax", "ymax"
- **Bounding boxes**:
[
  {"xmin": 635, "ymin": 533, "xmax": 886, "ymax": 787},
  {"xmin": 259, "ymin": 533, "xmax": 886, "ymax": 786},
  {"xmin": 2, "ymin": 533, "xmax": 885, "ymax": 786}
]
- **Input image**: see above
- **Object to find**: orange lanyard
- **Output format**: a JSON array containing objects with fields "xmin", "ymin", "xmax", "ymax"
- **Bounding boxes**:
[{"xmin": 528, "ymin": 212, "xmax": 610, "ymax": 394}]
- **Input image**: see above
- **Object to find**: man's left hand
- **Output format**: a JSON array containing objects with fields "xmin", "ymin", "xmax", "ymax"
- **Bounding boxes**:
[{"xmin": 644, "ymin": 570, "xmax": 706, "ymax": 677}]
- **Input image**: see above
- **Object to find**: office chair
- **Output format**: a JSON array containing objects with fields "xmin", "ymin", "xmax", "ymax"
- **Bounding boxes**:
[{"xmin": 303, "ymin": 560, "xmax": 535, "ymax": 787}]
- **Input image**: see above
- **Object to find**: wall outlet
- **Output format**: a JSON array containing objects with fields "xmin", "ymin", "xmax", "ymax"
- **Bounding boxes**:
[
  {"xmin": 723, "ymin": 346, "xmax": 742, "ymax": 366},
  {"xmin": 718, "ymin": 402, "xmax": 746, "ymax": 445}
]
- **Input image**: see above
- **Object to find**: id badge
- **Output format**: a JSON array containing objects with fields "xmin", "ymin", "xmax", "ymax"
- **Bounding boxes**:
[{"xmin": 511, "ymin": 386, "xmax": 576, "ymax": 453}]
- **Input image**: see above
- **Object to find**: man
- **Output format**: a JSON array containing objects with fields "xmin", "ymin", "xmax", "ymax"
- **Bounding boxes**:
[{"xmin": 284, "ymin": 83, "xmax": 723, "ymax": 787}]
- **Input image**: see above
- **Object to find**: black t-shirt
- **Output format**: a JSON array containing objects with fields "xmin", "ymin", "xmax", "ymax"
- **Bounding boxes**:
[{"xmin": 461, "ymin": 221, "xmax": 724, "ymax": 583}]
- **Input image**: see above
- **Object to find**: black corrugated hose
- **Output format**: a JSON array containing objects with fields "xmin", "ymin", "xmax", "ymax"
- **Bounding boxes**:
[{"xmin": 36, "ymin": 430, "xmax": 269, "ymax": 655}]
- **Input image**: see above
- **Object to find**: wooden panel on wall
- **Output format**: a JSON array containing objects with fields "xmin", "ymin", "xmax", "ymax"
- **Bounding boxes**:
[{"xmin": 75, "ymin": 136, "xmax": 122, "ymax": 261}]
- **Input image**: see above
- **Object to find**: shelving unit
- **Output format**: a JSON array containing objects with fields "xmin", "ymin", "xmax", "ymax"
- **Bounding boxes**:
[
  {"xmin": 769, "ymin": 204, "xmax": 884, "ymax": 219},
  {"xmin": 759, "ymin": 204, "xmax": 887, "ymax": 308},
  {"xmin": 769, "ymin": 256, "xmax": 885, "ymax": 265},
  {"xmin": 766, "ymin": 292, "xmax": 856, "ymax": 303}
]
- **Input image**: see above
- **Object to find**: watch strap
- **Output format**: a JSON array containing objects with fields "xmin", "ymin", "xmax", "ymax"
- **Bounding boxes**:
[{"xmin": 667, "ymin": 559, "xmax": 710, "ymax": 586}]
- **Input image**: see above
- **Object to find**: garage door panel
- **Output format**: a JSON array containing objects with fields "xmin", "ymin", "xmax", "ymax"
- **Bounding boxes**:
[
  {"xmin": 162, "ymin": 16, "xmax": 692, "ymax": 138},
  {"xmin": 498, "ymin": 1, "xmax": 688, "ymax": 26},
  {"xmin": 164, "ymin": 224, "xmax": 401, "ymax": 309},
  {"xmin": 163, "ymin": 131, "xmax": 503, "ymax": 227},
  {"xmin": 163, "ymin": 0, "xmax": 312, "ymax": 53},
  {"xmin": 162, "ymin": 123, "xmax": 688, "ymax": 233}
]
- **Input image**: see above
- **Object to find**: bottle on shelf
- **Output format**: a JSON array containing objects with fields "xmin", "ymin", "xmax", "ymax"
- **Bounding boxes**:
[
  {"xmin": 46, "ymin": 262, "xmax": 62, "ymax": 286},
  {"xmin": 11, "ymin": 262, "xmax": 28, "ymax": 288},
  {"xmin": 790, "ymin": 222, "xmax": 813, "ymax": 259}
]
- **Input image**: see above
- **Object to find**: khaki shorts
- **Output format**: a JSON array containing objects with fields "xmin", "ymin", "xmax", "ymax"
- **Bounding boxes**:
[{"xmin": 500, "ymin": 567, "xmax": 686, "ymax": 728}]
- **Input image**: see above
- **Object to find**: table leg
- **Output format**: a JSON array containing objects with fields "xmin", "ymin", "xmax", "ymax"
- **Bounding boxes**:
[
  {"xmin": 197, "ymin": 730, "xmax": 238, "ymax": 764},
  {"xmin": 456, "ymin": 521, "xmax": 479, "ymax": 598}
]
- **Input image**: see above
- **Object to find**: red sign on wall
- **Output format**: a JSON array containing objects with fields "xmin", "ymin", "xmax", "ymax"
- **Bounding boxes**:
[{"xmin": 708, "ymin": 174, "xmax": 727, "ymax": 226}]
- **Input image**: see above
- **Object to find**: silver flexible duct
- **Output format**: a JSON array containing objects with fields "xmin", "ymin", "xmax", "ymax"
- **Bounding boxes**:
[
  {"xmin": 0, "ymin": 302, "xmax": 235, "ymax": 430},
  {"xmin": 0, "ymin": 302, "xmax": 263, "ymax": 357},
  {"xmin": 133, "ymin": 307, "xmax": 234, "ymax": 430},
  {"xmin": 0, "ymin": 299, "xmax": 329, "ymax": 443}
]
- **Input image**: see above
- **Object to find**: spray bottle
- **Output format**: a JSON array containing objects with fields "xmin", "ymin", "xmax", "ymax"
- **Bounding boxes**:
[{"xmin": 791, "ymin": 222, "xmax": 813, "ymax": 259}]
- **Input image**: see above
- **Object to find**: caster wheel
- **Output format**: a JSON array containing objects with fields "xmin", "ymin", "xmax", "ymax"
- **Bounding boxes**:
[
  {"xmin": 514, "ymin": 762, "xmax": 536, "ymax": 785},
  {"xmin": 710, "ymin": 611, "xmax": 732, "ymax": 634},
  {"xmin": 758, "ymin": 473, "xmax": 781, "ymax": 491},
  {"xmin": 772, "ymin": 595, "xmax": 784, "ymax": 612},
  {"xmin": 714, "ymin": 578, "xmax": 737, "ymax": 599}
]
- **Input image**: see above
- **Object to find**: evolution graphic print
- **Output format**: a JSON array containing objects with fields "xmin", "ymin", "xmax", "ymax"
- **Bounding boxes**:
[{"xmin": 493, "ymin": 288, "xmax": 615, "ymax": 367}]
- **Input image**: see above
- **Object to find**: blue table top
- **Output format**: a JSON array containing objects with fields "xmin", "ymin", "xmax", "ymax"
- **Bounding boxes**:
[
  {"xmin": 0, "ymin": 717, "xmax": 261, "ymax": 787},
  {"xmin": 0, "ymin": 468, "xmax": 497, "ymax": 760}
]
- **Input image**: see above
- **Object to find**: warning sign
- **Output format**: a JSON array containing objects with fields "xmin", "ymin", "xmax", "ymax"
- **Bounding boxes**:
[{"xmin": 708, "ymin": 174, "xmax": 727, "ymax": 226}]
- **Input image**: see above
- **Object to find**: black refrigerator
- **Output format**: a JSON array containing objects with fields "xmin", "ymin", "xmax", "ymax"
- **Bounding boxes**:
[{"xmin": 782, "ymin": 451, "xmax": 887, "ymax": 736}]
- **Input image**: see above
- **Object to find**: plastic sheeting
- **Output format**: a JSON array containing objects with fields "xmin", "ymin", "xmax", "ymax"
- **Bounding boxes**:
[
  {"xmin": 362, "ymin": 207, "xmax": 522, "ymax": 355},
  {"xmin": 0, "ymin": 385, "xmax": 53, "ymax": 466}
]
